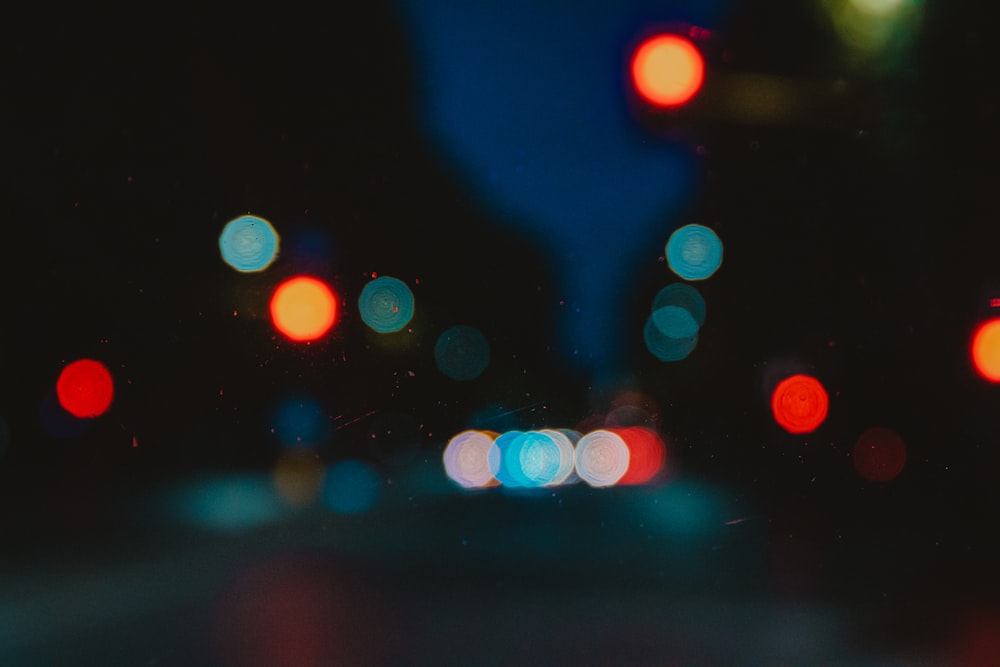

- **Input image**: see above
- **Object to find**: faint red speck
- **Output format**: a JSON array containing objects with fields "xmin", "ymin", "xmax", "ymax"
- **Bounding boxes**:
[
  {"xmin": 408, "ymin": 371, "xmax": 415, "ymax": 377},
  {"xmin": 127, "ymin": 176, "xmax": 134, "ymax": 183},
  {"xmin": 414, "ymin": 278, "xmax": 420, "ymax": 285},
  {"xmin": 371, "ymin": 272, "xmax": 378, "ymax": 278},
  {"xmin": 990, "ymin": 298, "xmax": 1000, "ymax": 307},
  {"xmin": 233, "ymin": 310, "xmax": 238, "ymax": 317},
  {"xmin": 132, "ymin": 436, "xmax": 138, "ymax": 448},
  {"xmin": 219, "ymin": 389, "xmax": 224, "ymax": 396}
]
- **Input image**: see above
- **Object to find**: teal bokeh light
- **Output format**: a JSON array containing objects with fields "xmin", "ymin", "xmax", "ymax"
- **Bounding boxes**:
[
  {"xmin": 644, "ymin": 315, "xmax": 698, "ymax": 361},
  {"xmin": 272, "ymin": 394, "xmax": 329, "ymax": 450},
  {"xmin": 434, "ymin": 325, "xmax": 490, "ymax": 381},
  {"xmin": 219, "ymin": 215, "xmax": 279, "ymax": 272},
  {"xmin": 666, "ymin": 224, "xmax": 723, "ymax": 281},
  {"xmin": 651, "ymin": 305, "xmax": 699, "ymax": 339},
  {"xmin": 359, "ymin": 276, "xmax": 415, "ymax": 333},
  {"xmin": 653, "ymin": 283, "xmax": 706, "ymax": 327},
  {"xmin": 323, "ymin": 460, "xmax": 380, "ymax": 514}
]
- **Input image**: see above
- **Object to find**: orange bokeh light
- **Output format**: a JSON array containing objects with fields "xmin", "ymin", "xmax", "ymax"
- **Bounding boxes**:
[
  {"xmin": 971, "ymin": 318, "xmax": 1000, "ymax": 382},
  {"xmin": 771, "ymin": 374, "xmax": 829, "ymax": 434},
  {"xmin": 56, "ymin": 358, "xmax": 114, "ymax": 418},
  {"xmin": 270, "ymin": 276, "xmax": 338, "ymax": 342},
  {"xmin": 631, "ymin": 34, "xmax": 704, "ymax": 107}
]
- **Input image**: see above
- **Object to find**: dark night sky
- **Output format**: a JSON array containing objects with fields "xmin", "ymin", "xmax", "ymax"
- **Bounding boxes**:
[{"xmin": 4, "ymin": 1, "xmax": 1000, "ymax": 664}]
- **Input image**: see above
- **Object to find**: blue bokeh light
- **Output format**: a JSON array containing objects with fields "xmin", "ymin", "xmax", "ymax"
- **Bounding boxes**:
[
  {"xmin": 323, "ymin": 460, "xmax": 381, "ymax": 514},
  {"xmin": 652, "ymin": 283, "xmax": 706, "ymax": 326},
  {"xmin": 219, "ymin": 215, "xmax": 280, "ymax": 272},
  {"xmin": 644, "ymin": 314, "xmax": 698, "ymax": 361},
  {"xmin": 651, "ymin": 305, "xmax": 700, "ymax": 339},
  {"xmin": 666, "ymin": 224, "xmax": 723, "ymax": 281},
  {"xmin": 434, "ymin": 325, "xmax": 490, "ymax": 381},
  {"xmin": 358, "ymin": 276, "xmax": 415, "ymax": 333},
  {"xmin": 271, "ymin": 394, "xmax": 329, "ymax": 450}
]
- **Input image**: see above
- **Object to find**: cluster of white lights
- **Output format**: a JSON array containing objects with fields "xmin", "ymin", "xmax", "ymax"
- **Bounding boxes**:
[{"xmin": 443, "ymin": 426, "xmax": 666, "ymax": 490}]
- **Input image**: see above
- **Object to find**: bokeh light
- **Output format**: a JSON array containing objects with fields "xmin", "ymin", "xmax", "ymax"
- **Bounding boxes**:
[
  {"xmin": 575, "ymin": 429, "xmax": 630, "ymax": 487},
  {"xmin": 665, "ymin": 224, "xmax": 723, "ymax": 281},
  {"xmin": 971, "ymin": 318, "xmax": 1000, "ymax": 382},
  {"xmin": 644, "ymin": 314, "xmax": 698, "ymax": 361},
  {"xmin": 771, "ymin": 374, "xmax": 829, "ymax": 434},
  {"xmin": 434, "ymin": 325, "xmax": 490, "ymax": 381},
  {"xmin": 653, "ymin": 283, "xmax": 706, "ymax": 327},
  {"xmin": 825, "ymin": 0, "xmax": 923, "ymax": 69},
  {"xmin": 539, "ymin": 429, "xmax": 577, "ymax": 486},
  {"xmin": 631, "ymin": 34, "xmax": 705, "ymax": 107},
  {"xmin": 852, "ymin": 426, "xmax": 906, "ymax": 482},
  {"xmin": 486, "ymin": 430, "xmax": 526, "ymax": 487},
  {"xmin": 270, "ymin": 276, "xmax": 338, "ymax": 342},
  {"xmin": 323, "ymin": 460, "xmax": 380, "ymax": 514},
  {"xmin": 358, "ymin": 276, "xmax": 415, "ymax": 333},
  {"xmin": 219, "ymin": 214, "xmax": 280, "ymax": 272},
  {"xmin": 443, "ymin": 430, "xmax": 500, "ymax": 489},
  {"xmin": 56, "ymin": 358, "xmax": 114, "ymax": 418},
  {"xmin": 650, "ymin": 305, "xmax": 699, "ymax": 339},
  {"xmin": 614, "ymin": 426, "xmax": 667, "ymax": 485},
  {"xmin": 271, "ymin": 394, "xmax": 329, "ymax": 450},
  {"xmin": 165, "ymin": 474, "xmax": 285, "ymax": 533},
  {"xmin": 506, "ymin": 431, "xmax": 563, "ymax": 488},
  {"xmin": 849, "ymin": 0, "xmax": 903, "ymax": 16},
  {"xmin": 273, "ymin": 452, "xmax": 326, "ymax": 507}
]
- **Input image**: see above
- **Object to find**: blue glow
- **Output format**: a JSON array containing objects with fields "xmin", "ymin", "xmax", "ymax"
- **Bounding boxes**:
[
  {"xmin": 434, "ymin": 325, "xmax": 490, "ymax": 381},
  {"xmin": 272, "ymin": 395, "xmax": 328, "ymax": 450},
  {"xmin": 219, "ymin": 215, "xmax": 279, "ymax": 272},
  {"xmin": 396, "ymin": 0, "xmax": 735, "ymax": 371},
  {"xmin": 653, "ymin": 283, "xmax": 706, "ymax": 326},
  {"xmin": 358, "ymin": 276, "xmax": 415, "ymax": 333},
  {"xmin": 323, "ymin": 460, "xmax": 380, "ymax": 514},
  {"xmin": 644, "ymin": 314, "xmax": 698, "ymax": 361},
  {"xmin": 666, "ymin": 224, "xmax": 723, "ymax": 281}
]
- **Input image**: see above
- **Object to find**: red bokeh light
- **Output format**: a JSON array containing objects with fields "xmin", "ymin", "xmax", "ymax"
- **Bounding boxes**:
[
  {"xmin": 56, "ymin": 358, "xmax": 114, "ymax": 418},
  {"xmin": 771, "ymin": 374, "xmax": 829, "ymax": 434},
  {"xmin": 614, "ymin": 426, "xmax": 667, "ymax": 485},
  {"xmin": 852, "ymin": 427, "xmax": 906, "ymax": 482}
]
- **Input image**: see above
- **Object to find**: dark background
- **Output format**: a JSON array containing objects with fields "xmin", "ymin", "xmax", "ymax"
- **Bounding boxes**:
[{"xmin": 3, "ymin": 1, "xmax": 1000, "ymax": 665}]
